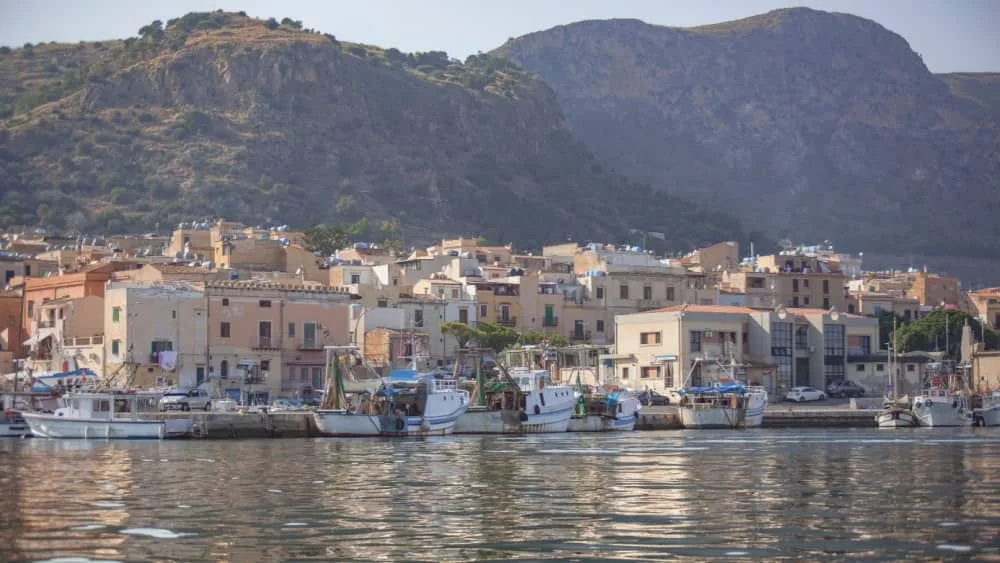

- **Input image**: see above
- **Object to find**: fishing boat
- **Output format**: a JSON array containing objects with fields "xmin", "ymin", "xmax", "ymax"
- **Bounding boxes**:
[
  {"xmin": 1, "ymin": 394, "xmax": 33, "ymax": 437},
  {"xmin": 454, "ymin": 366, "xmax": 575, "ymax": 434},
  {"xmin": 912, "ymin": 386, "xmax": 973, "ymax": 427},
  {"xmin": 672, "ymin": 358, "xmax": 767, "ymax": 429},
  {"xmin": 677, "ymin": 383, "xmax": 768, "ymax": 429},
  {"xmin": 973, "ymin": 392, "xmax": 1000, "ymax": 427},
  {"xmin": 313, "ymin": 346, "xmax": 470, "ymax": 437},
  {"xmin": 21, "ymin": 391, "xmax": 191, "ymax": 439},
  {"xmin": 567, "ymin": 373, "xmax": 641, "ymax": 432},
  {"xmin": 876, "ymin": 318, "xmax": 918, "ymax": 428}
]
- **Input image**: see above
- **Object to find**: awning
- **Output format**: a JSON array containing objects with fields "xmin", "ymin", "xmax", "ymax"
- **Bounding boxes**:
[{"xmin": 23, "ymin": 328, "xmax": 55, "ymax": 347}]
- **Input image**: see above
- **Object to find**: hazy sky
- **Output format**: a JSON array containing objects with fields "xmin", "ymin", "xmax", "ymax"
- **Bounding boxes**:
[{"xmin": 1, "ymin": 0, "xmax": 998, "ymax": 73}]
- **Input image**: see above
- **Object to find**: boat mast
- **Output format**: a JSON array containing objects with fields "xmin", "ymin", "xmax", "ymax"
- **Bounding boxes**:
[{"xmin": 891, "ymin": 315, "xmax": 897, "ymax": 400}]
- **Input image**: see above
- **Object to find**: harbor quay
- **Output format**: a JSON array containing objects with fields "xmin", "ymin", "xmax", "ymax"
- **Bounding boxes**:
[{"xmin": 142, "ymin": 399, "xmax": 881, "ymax": 440}]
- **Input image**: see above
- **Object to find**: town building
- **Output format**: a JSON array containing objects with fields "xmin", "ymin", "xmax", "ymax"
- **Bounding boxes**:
[{"xmin": 967, "ymin": 288, "xmax": 1000, "ymax": 330}]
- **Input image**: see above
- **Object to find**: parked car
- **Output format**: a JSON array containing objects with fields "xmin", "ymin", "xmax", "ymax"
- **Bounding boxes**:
[
  {"xmin": 637, "ymin": 390, "xmax": 670, "ymax": 406},
  {"xmin": 159, "ymin": 388, "xmax": 212, "ymax": 411},
  {"xmin": 827, "ymin": 380, "xmax": 866, "ymax": 398},
  {"xmin": 784, "ymin": 386, "xmax": 826, "ymax": 402}
]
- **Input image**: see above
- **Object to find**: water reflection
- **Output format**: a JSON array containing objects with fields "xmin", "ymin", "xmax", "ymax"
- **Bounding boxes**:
[{"xmin": 0, "ymin": 429, "xmax": 998, "ymax": 561}]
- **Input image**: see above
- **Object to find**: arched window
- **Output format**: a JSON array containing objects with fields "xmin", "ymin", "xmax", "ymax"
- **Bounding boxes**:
[{"xmin": 220, "ymin": 360, "xmax": 229, "ymax": 379}]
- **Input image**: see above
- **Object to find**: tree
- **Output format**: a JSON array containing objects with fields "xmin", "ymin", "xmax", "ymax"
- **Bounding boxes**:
[
  {"xmin": 303, "ymin": 223, "xmax": 348, "ymax": 256},
  {"xmin": 867, "ymin": 310, "xmax": 908, "ymax": 350},
  {"xmin": 347, "ymin": 216, "xmax": 369, "ymax": 241},
  {"xmin": 476, "ymin": 322, "xmax": 519, "ymax": 354},
  {"xmin": 138, "ymin": 20, "xmax": 164, "ymax": 39},
  {"xmin": 518, "ymin": 330, "xmax": 567, "ymax": 348},
  {"xmin": 894, "ymin": 309, "xmax": 998, "ymax": 360},
  {"xmin": 441, "ymin": 322, "xmax": 479, "ymax": 350},
  {"xmin": 264, "ymin": 18, "xmax": 279, "ymax": 30}
]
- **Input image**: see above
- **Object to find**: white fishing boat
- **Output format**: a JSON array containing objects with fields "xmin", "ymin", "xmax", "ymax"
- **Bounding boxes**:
[
  {"xmin": 678, "ymin": 384, "xmax": 768, "ymax": 429},
  {"xmin": 1, "ymin": 394, "xmax": 37, "ymax": 437},
  {"xmin": 912, "ymin": 387, "xmax": 973, "ymax": 427},
  {"xmin": 313, "ymin": 346, "xmax": 470, "ymax": 437},
  {"xmin": 876, "ymin": 320, "xmax": 918, "ymax": 428},
  {"xmin": 973, "ymin": 392, "xmax": 1000, "ymax": 427},
  {"xmin": 21, "ymin": 391, "xmax": 191, "ymax": 439},
  {"xmin": 454, "ymin": 368, "xmax": 574, "ymax": 434},
  {"xmin": 672, "ymin": 358, "xmax": 767, "ymax": 429}
]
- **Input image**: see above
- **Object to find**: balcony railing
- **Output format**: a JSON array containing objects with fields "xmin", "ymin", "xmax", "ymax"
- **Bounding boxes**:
[
  {"xmin": 63, "ymin": 335, "xmax": 104, "ymax": 347},
  {"xmin": 543, "ymin": 316, "xmax": 559, "ymax": 327},
  {"xmin": 638, "ymin": 299, "xmax": 663, "ymax": 311},
  {"xmin": 299, "ymin": 339, "xmax": 320, "ymax": 350},
  {"xmin": 570, "ymin": 330, "xmax": 592, "ymax": 342},
  {"xmin": 38, "ymin": 319, "xmax": 57, "ymax": 329},
  {"xmin": 496, "ymin": 317, "xmax": 517, "ymax": 328},
  {"xmin": 254, "ymin": 338, "xmax": 278, "ymax": 350}
]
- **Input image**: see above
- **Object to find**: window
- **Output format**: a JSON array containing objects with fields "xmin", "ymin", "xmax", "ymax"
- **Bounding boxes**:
[
  {"xmin": 803, "ymin": 279, "xmax": 810, "ymax": 288},
  {"xmin": 663, "ymin": 364, "xmax": 674, "ymax": 388},
  {"xmin": 220, "ymin": 322, "xmax": 231, "ymax": 338},
  {"xmin": 749, "ymin": 277, "xmax": 765, "ymax": 289},
  {"xmin": 621, "ymin": 367, "xmax": 629, "ymax": 379},
  {"xmin": 112, "ymin": 306, "xmax": 121, "ymax": 323},
  {"xmin": 350, "ymin": 274, "xmax": 361, "ymax": 284},
  {"xmin": 793, "ymin": 279, "xmax": 799, "ymax": 292},
  {"xmin": 689, "ymin": 330, "xmax": 702, "ymax": 352},
  {"xmin": 303, "ymin": 322, "xmax": 317, "ymax": 348},
  {"xmin": 378, "ymin": 299, "xmax": 388, "ymax": 308},
  {"xmin": 667, "ymin": 287, "xmax": 675, "ymax": 301},
  {"xmin": 856, "ymin": 364, "xmax": 865, "ymax": 372},
  {"xmin": 596, "ymin": 287, "xmax": 604, "ymax": 299},
  {"xmin": 823, "ymin": 280, "xmax": 830, "ymax": 294},
  {"xmin": 196, "ymin": 367, "xmax": 205, "ymax": 385},
  {"xmin": 288, "ymin": 323, "xmax": 296, "ymax": 338},
  {"xmin": 824, "ymin": 324, "xmax": 845, "ymax": 357},
  {"xmin": 823, "ymin": 298, "xmax": 830, "ymax": 309},
  {"xmin": 803, "ymin": 297, "xmax": 810, "ymax": 305},
  {"xmin": 452, "ymin": 288, "xmax": 459, "ymax": 299},
  {"xmin": 848, "ymin": 303, "xmax": 856, "ymax": 314},
  {"xmin": 414, "ymin": 309, "xmax": 424, "ymax": 327},
  {"xmin": 619, "ymin": 285, "xmax": 629, "ymax": 299},
  {"xmin": 111, "ymin": 339, "xmax": 121, "ymax": 356},
  {"xmin": 795, "ymin": 325, "xmax": 808, "ymax": 348},
  {"xmin": 172, "ymin": 310, "xmax": 176, "ymax": 319},
  {"xmin": 907, "ymin": 364, "xmax": 915, "ymax": 372},
  {"xmin": 480, "ymin": 304, "xmax": 488, "ymax": 318},
  {"xmin": 259, "ymin": 300, "xmax": 271, "ymax": 308},
  {"xmin": 641, "ymin": 366, "xmax": 659, "ymax": 379},
  {"xmin": 640, "ymin": 331, "xmax": 661, "ymax": 345},
  {"xmin": 458, "ymin": 308, "xmax": 469, "ymax": 324},
  {"xmin": 259, "ymin": 321, "xmax": 272, "ymax": 347},
  {"xmin": 301, "ymin": 367, "xmax": 310, "ymax": 381},
  {"xmin": 876, "ymin": 364, "xmax": 884, "ymax": 372},
  {"xmin": 312, "ymin": 367, "xmax": 323, "ymax": 389},
  {"xmin": 27, "ymin": 301, "xmax": 34, "ymax": 319},
  {"xmin": 643, "ymin": 286, "xmax": 653, "ymax": 300},
  {"xmin": 772, "ymin": 323, "xmax": 792, "ymax": 357},
  {"xmin": 596, "ymin": 320, "xmax": 605, "ymax": 333},
  {"xmin": 261, "ymin": 360, "xmax": 270, "ymax": 373},
  {"xmin": 792, "ymin": 296, "xmax": 799, "ymax": 307},
  {"xmin": 222, "ymin": 298, "xmax": 230, "ymax": 306},
  {"xmin": 220, "ymin": 360, "xmax": 229, "ymax": 379}
]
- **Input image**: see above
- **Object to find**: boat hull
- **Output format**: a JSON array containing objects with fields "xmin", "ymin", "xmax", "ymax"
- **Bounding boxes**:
[
  {"xmin": 453, "ymin": 405, "xmax": 572, "ymax": 434},
  {"xmin": 876, "ymin": 409, "xmax": 918, "ymax": 428},
  {"xmin": 313, "ymin": 411, "xmax": 383, "ymax": 437},
  {"xmin": 679, "ymin": 394, "xmax": 767, "ymax": 429},
  {"xmin": 0, "ymin": 421, "xmax": 31, "ymax": 437},
  {"xmin": 567, "ymin": 413, "xmax": 636, "ymax": 432},
  {"xmin": 913, "ymin": 402, "xmax": 973, "ymax": 427},
  {"xmin": 975, "ymin": 405, "xmax": 1000, "ymax": 427},
  {"xmin": 21, "ymin": 413, "xmax": 189, "ymax": 439}
]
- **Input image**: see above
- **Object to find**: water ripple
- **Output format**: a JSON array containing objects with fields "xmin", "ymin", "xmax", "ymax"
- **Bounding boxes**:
[{"xmin": 0, "ymin": 428, "xmax": 998, "ymax": 561}]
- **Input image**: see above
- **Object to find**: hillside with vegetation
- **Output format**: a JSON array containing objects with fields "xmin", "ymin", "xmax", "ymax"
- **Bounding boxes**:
[
  {"xmin": 494, "ymin": 8, "xmax": 1000, "ymax": 260},
  {"xmin": 0, "ymin": 11, "xmax": 746, "ymax": 251}
]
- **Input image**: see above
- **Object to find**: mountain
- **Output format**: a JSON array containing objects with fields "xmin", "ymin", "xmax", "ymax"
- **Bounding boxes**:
[
  {"xmin": 493, "ymin": 9, "xmax": 1000, "ymax": 260},
  {"xmin": 0, "ymin": 12, "xmax": 746, "ymax": 252}
]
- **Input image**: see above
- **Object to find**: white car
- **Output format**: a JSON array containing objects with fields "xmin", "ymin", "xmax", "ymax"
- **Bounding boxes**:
[
  {"xmin": 159, "ymin": 388, "xmax": 212, "ymax": 411},
  {"xmin": 784, "ymin": 386, "xmax": 826, "ymax": 402}
]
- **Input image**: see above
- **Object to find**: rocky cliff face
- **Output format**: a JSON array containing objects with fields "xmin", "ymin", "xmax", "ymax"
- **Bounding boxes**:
[
  {"xmin": 495, "ymin": 9, "xmax": 1000, "ymax": 259},
  {"xmin": 0, "ymin": 12, "xmax": 744, "ymax": 250}
]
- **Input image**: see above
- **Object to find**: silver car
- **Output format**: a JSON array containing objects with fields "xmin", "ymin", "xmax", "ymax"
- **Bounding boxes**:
[{"xmin": 159, "ymin": 388, "xmax": 212, "ymax": 411}]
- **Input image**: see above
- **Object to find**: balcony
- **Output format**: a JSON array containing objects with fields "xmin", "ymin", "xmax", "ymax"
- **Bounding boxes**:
[
  {"xmin": 298, "ymin": 339, "xmax": 321, "ymax": 350},
  {"xmin": 38, "ymin": 319, "xmax": 57, "ymax": 329},
  {"xmin": 254, "ymin": 338, "xmax": 279, "ymax": 350},
  {"xmin": 496, "ymin": 317, "xmax": 517, "ymax": 328},
  {"xmin": 638, "ymin": 299, "xmax": 663, "ymax": 311},
  {"xmin": 570, "ymin": 330, "xmax": 592, "ymax": 342},
  {"xmin": 543, "ymin": 316, "xmax": 559, "ymax": 327}
]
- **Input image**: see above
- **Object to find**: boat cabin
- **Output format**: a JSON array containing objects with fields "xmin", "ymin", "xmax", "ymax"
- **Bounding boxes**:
[{"xmin": 55, "ymin": 392, "xmax": 162, "ymax": 420}]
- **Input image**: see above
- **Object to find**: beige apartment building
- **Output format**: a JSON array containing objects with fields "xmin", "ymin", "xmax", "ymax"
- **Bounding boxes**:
[
  {"xmin": 205, "ymin": 281, "xmax": 353, "ymax": 402},
  {"xmin": 472, "ymin": 274, "xmax": 564, "ymax": 336},
  {"xmin": 847, "ymin": 292, "xmax": 921, "ymax": 320},
  {"xmin": 967, "ymin": 288, "xmax": 1000, "ymax": 330},
  {"xmin": 103, "ymin": 283, "xmax": 207, "ymax": 389},
  {"xmin": 680, "ymin": 241, "xmax": 740, "ymax": 274},
  {"xmin": 613, "ymin": 304, "xmax": 879, "ymax": 396},
  {"xmin": 723, "ymin": 255, "xmax": 847, "ymax": 311},
  {"xmin": 26, "ymin": 295, "xmax": 104, "ymax": 376}
]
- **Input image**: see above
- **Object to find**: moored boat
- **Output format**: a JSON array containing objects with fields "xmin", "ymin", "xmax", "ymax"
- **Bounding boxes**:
[
  {"xmin": 876, "ymin": 399, "xmax": 919, "ymax": 428},
  {"xmin": 313, "ymin": 346, "xmax": 469, "ymax": 437},
  {"xmin": 454, "ymin": 367, "xmax": 574, "ymax": 434},
  {"xmin": 912, "ymin": 387, "xmax": 973, "ymax": 427},
  {"xmin": 21, "ymin": 391, "xmax": 191, "ymax": 439},
  {"xmin": 678, "ymin": 383, "xmax": 768, "ymax": 429},
  {"xmin": 567, "ymin": 389, "xmax": 641, "ymax": 432},
  {"xmin": 973, "ymin": 392, "xmax": 1000, "ymax": 427}
]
